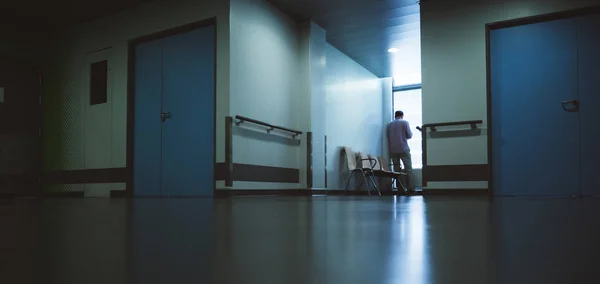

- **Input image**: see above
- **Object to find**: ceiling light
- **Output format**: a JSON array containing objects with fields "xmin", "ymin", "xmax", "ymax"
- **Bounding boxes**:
[{"xmin": 387, "ymin": 48, "xmax": 400, "ymax": 53}]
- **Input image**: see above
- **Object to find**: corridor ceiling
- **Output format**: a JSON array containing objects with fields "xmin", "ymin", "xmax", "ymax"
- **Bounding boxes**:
[
  {"xmin": 2, "ymin": 0, "xmax": 420, "ymax": 81},
  {"xmin": 268, "ymin": 0, "xmax": 422, "ymax": 82},
  {"xmin": 1, "ymin": 0, "xmax": 149, "ymax": 41}
]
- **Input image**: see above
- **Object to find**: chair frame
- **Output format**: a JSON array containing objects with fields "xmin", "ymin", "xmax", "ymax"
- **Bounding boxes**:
[
  {"xmin": 372, "ymin": 156, "xmax": 408, "ymax": 194},
  {"xmin": 342, "ymin": 149, "xmax": 381, "ymax": 196}
]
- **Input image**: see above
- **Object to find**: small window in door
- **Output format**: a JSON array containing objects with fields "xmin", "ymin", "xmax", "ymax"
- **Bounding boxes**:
[{"xmin": 90, "ymin": 60, "xmax": 108, "ymax": 105}]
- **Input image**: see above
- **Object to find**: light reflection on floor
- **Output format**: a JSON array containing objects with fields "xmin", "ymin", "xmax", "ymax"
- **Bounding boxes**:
[
  {"xmin": 387, "ymin": 196, "xmax": 430, "ymax": 284},
  {"xmin": 1, "ymin": 196, "xmax": 599, "ymax": 284}
]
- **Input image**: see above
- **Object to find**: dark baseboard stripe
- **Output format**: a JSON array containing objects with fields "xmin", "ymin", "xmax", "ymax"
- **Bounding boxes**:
[
  {"xmin": 423, "ymin": 189, "xmax": 490, "ymax": 195},
  {"xmin": 215, "ymin": 189, "xmax": 421, "ymax": 197},
  {"xmin": 39, "ymin": 188, "xmax": 487, "ymax": 198},
  {"xmin": 215, "ymin": 163, "xmax": 300, "ymax": 183},
  {"xmin": 44, "ymin": 168, "xmax": 128, "ymax": 184},
  {"xmin": 423, "ymin": 164, "xmax": 489, "ymax": 183},
  {"xmin": 110, "ymin": 190, "xmax": 127, "ymax": 198},
  {"xmin": 239, "ymin": 189, "xmax": 492, "ymax": 197},
  {"xmin": 311, "ymin": 190, "xmax": 419, "ymax": 196},
  {"xmin": 233, "ymin": 164, "xmax": 300, "ymax": 183},
  {"xmin": 43, "ymin": 191, "xmax": 85, "ymax": 198},
  {"xmin": 312, "ymin": 190, "xmax": 369, "ymax": 196},
  {"xmin": 215, "ymin": 189, "xmax": 310, "ymax": 197},
  {"xmin": 41, "ymin": 163, "xmax": 298, "ymax": 186},
  {"xmin": 0, "ymin": 173, "xmax": 39, "ymax": 185},
  {"xmin": 215, "ymin": 163, "xmax": 228, "ymax": 181}
]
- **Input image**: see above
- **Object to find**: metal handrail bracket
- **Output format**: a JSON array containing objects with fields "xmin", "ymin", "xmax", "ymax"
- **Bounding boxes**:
[{"xmin": 234, "ymin": 115, "xmax": 303, "ymax": 138}]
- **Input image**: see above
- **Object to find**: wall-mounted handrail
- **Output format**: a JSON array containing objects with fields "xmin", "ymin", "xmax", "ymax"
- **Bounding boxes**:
[
  {"xmin": 415, "ymin": 119, "xmax": 483, "ymax": 187},
  {"xmin": 421, "ymin": 120, "xmax": 483, "ymax": 131},
  {"xmin": 234, "ymin": 115, "xmax": 303, "ymax": 138}
]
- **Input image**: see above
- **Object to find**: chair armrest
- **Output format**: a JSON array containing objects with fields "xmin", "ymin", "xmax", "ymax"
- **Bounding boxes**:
[{"xmin": 359, "ymin": 158, "xmax": 378, "ymax": 169}]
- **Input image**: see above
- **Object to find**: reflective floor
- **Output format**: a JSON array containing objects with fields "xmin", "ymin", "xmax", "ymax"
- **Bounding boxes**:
[{"xmin": 1, "ymin": 195, "xmax": 599, "ymax": 284}]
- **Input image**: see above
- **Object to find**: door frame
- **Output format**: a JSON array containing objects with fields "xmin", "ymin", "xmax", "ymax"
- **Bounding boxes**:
[
  {"xmin": 126, "ymin": 18, "xmax": 217, "ymax": 197},
  {"xmin": 485, "ymin": 5, "xmax": 600, "ymax": 196}
]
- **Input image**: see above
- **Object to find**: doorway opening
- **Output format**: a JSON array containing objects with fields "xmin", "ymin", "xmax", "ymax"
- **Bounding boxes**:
[
  {"xmin": 391, "ymin": 84, "xmax": 423, "ymax": 190},
  {"xmin": 392, "ymin": 86, "xmax": 423, "ymax": 169}
]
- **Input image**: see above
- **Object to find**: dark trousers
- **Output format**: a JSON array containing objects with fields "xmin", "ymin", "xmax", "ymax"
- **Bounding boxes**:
[{"xmin": 391, "ymin": 151, "xmax": 415, "ymax": 191}]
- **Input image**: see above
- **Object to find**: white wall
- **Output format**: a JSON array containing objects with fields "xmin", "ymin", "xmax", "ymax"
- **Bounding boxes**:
[
  {"xmin": 308, "ymin": 23, "xmax": 327, "ymax": 189},
  {"xmin": 43, "ymin": 0, "xmax": 230, "ymax": 196},
  {"xmin": 229, "ymin": 0, "xmax": 304, "ymax": 189},
  {"xmin": 325, "ymin": 43, "xmax": 384, "ymax": 189},
  {"xmin": 297, "ymin": 21, "xmax": 327, "ymax": 189},
  {"xmin": 381, "ymin": 78, "xmax": 394, "ymax": 158},
  {"xmin": 421, "ymin": 0, "xmax": 600, "ymax": 189}
]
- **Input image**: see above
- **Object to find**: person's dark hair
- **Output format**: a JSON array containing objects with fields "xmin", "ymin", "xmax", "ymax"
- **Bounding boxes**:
[{"xmin": 395, "ymin": 110, "xmax": 404, "ymax": 118}]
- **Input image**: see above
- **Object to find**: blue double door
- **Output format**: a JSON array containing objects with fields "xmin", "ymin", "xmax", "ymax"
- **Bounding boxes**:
[
  {"xmin": 491, "ymin": 14, "xmax": 600, "ymax": 196},
  {"xmin": 133, "ymin": 25, "xmax": 215, "ymax": 197}
]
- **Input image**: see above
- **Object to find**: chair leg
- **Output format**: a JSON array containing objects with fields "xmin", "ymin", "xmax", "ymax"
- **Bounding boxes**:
[
  {"xmin": 356, "ymin": 173, "xmax": 366, "ymax": 192},
  {"xmin": 361, "ymin": 171, "xmax": 378, "ymax": 196},
  {"xmin": 399, "ymin": 178, "xmax": 407, "ymax": 192},
  {"xmin": 357, "ymin": 172, "xmax": 371, "ymax": 196},
  {"xmin": 344, "ymin": 171, "xmax": 355, "ymax": 191},
  {"xmin": 395, "ymin": 178, "xmax": 407, "ymax": 193},
  {"xmin": 346, "ymin": 170, "xmax": 368, "ymax": 193},
  {"xmin": 362, "ymin": 174, "xmax": 371, "ymax": 196},
  {"xmin": 369, "ymin": 175, "xmax": 381, "ymax": 196}
]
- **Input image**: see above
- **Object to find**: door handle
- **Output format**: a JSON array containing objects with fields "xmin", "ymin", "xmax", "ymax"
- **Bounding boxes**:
[
  {"xmin": 160, "ymin": 112, "xmax": 172, "ymax": 122},
  {"xmin": 561, "ymin": 100, "xmax": 579, "ymax": 112}
]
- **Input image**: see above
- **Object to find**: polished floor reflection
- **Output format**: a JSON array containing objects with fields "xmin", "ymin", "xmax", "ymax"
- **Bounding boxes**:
[{"xmin": 1, "ymin": 196, "xmax": 599, "ymax": 284}]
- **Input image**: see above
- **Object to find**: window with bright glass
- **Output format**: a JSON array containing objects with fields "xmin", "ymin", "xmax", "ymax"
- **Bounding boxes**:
[{"xmin": 393, "ymin": 88, "xmax": 423, "ymax": 169}]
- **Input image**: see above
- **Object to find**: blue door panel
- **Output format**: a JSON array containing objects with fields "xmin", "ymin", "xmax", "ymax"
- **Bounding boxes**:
[
  {"xmin": 133, "ymin": 40, "xmax": 163, "ymax": 197},
  {"xmin": 491, "ymin": 18, "xmax": 580, "ymax": 196},
  {"xmin": 160, "ymin": 26, "xmax": 216, "ymax": 197}
]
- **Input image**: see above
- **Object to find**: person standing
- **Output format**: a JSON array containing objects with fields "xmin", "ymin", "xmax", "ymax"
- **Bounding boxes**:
[{"xmin": 386, "ymin": 110, "xmax": 415, "ymax": 195}]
